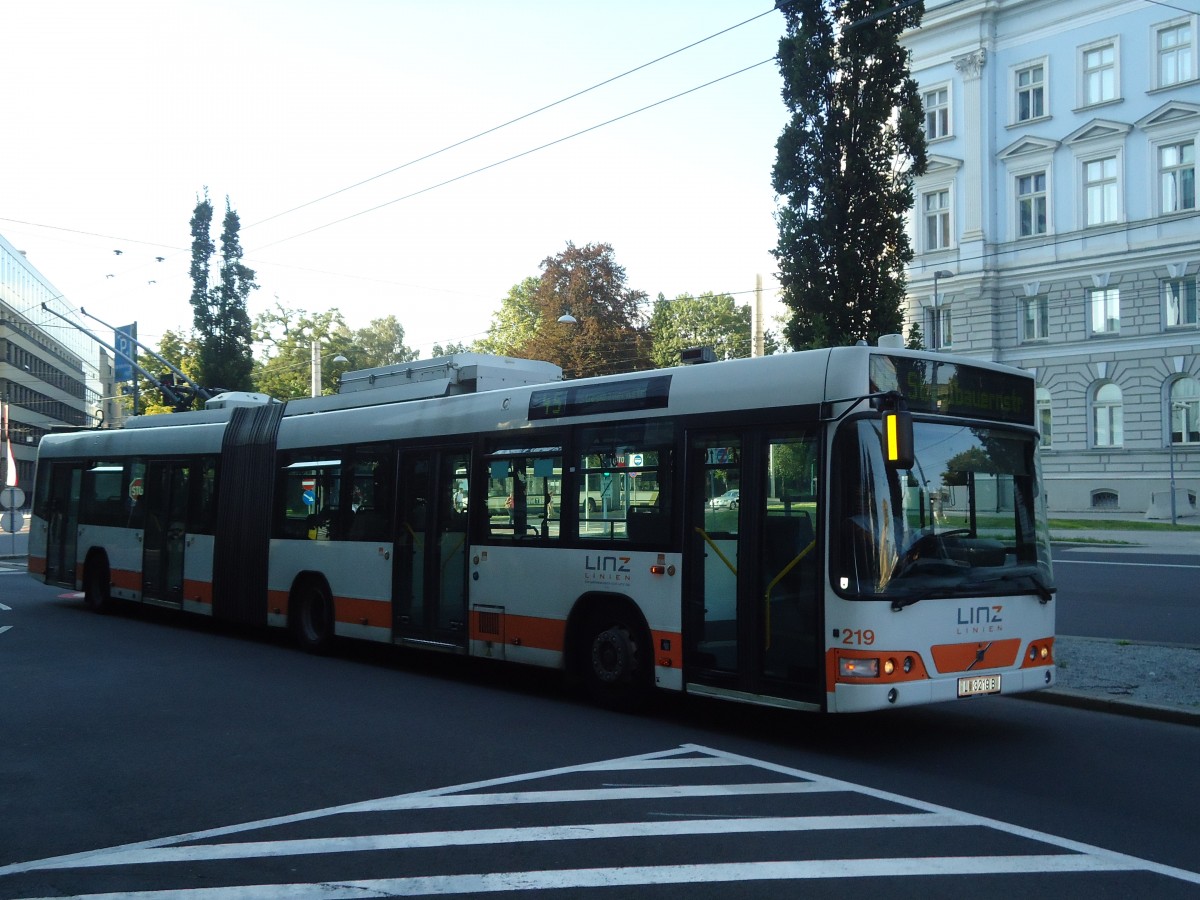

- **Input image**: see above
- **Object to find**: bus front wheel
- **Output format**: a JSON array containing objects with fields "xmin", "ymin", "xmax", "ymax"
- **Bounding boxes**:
[
  {"xmin": 292, "ymin": 579, "xmax": 335, "ymax": 654},
  {"xmin": 583, "ymin": 611, "xmax": 648, "ymax": 709}
]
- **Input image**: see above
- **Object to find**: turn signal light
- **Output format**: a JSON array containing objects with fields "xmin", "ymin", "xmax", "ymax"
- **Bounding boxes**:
[{"xmin": 840, "ymin": 657, "xmax": 879, "ymax": 678}]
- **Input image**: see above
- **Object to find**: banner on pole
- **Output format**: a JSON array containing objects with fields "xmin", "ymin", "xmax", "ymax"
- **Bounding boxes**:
[{"xmin": 114, "ymin": 323, "xmax": 137, "ymax": 383}]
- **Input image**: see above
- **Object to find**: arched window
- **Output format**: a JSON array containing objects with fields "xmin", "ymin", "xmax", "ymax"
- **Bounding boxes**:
[
  {"xmin": 1036, "ymin": 387, "xmax": 1053, "ymax": 448},
  {"xmin": 1091, "ymin": 489, "xmax": 1119, "ymax": 510},
  {"xmin": 1169, "ymin": 377, "xmax": 1200, "ymax": 444},
  {"xmin": 1093, "ymin": 383, "xmax": 1123, "ymax": 447}
]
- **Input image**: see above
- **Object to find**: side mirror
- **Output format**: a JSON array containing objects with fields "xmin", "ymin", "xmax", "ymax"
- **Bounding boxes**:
[{"xmin": 882, "ymin": 408, "xmax": 914, "ymax": 469}]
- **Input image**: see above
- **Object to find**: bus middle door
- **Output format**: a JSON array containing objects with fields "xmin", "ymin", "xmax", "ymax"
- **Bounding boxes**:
[
  {"xmin": 140, "ymin": 460, "xmax": 190, "ymax": 606},
  {"xmin": 685, "ymin": 430, "xmax": 822, "ymax": 704},
  {"xmin": 393, "ymin": 448, "xmax": 471, "ymax": 648}
]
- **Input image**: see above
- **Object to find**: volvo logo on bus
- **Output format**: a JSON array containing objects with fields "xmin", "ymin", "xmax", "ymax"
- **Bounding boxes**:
[{"xmin": 585, "ymin": 555, "xmax": 632, "ymax": 583}]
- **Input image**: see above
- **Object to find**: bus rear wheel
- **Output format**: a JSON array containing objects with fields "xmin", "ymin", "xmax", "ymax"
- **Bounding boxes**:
[
  {"xmin": 83, "ymin": 556, "xmax": 111, "ymax": 614},
  {"xmin": 583, "ymin": 611, "xmax": 647, "ymax": 709},
  {"xmin": 292, "ymin": 579, "xmax": 334, "ymax": 654}
]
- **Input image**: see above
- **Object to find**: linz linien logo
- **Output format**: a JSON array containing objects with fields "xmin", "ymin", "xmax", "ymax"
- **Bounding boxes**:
[
  {"xmin": 585, "ymin": 555, "xmax": 632, "ymax": 583},
  {"xmin": 956, "ymin": 604, "xmax": 1004, "ymax": 635}
]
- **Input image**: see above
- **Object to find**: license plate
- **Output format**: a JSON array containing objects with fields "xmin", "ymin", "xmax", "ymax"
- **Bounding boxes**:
[{"xmin": 958, "ymin": 674, "xmax": 1002, "ymax": 697}]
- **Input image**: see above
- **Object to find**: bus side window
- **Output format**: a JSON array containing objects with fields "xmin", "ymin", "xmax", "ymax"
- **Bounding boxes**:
[
  {"xmin": 346, "ymin": 451, "xmax": 394, "ymax": 542},
  {"xmin": 277, "ymin": 455, "xmax": 342, "ymax": 541}
]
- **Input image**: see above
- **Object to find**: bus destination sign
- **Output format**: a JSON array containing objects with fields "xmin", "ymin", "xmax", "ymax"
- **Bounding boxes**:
[
  {"xmin": 529, "ymin": 375, "xmax": 672, "ymax": 421},
  {"xmin": 870, "ymin": 354, "xmax": 1033, "ymax": 426}
]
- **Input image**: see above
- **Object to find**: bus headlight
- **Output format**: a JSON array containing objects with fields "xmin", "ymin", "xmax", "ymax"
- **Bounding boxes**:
[{"xmin": 840, "ymin": 658, "xmax": 879, "ymax": 678}]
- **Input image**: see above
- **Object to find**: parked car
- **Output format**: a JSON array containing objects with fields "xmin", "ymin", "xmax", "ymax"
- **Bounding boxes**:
[{"xmin": 711, "ymin": 489, "xmax": 740, "ymax": 509}]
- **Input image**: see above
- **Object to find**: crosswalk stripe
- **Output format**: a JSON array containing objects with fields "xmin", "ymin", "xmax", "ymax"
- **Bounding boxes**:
[
  {"xmin": 16, "ymin": 854, "xmax": 1141, "ymax": 900},
  {"xmin": 43, "ymin": 812, "xmax": 961, "ymax": 869}
]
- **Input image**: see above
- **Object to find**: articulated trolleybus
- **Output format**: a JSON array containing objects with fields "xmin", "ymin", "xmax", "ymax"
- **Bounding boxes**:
[{"xmin": 29, "ymin": 346, "xmax": 1055, "ymax": 713}]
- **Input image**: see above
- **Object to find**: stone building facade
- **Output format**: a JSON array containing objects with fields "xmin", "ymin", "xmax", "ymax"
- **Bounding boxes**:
[{"xmin": 903, "ymin": 0, "xmax": 1199, "ymax": 515}]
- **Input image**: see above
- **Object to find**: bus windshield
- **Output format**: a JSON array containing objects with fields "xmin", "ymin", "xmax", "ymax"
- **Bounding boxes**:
[{"xmin": 832, "ymin": 417, "xmax": 1053, "ymax": 604}]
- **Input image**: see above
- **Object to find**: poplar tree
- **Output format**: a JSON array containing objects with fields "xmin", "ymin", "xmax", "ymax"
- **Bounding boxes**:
[
  {"xmin": 189, "ymin": 192, "xmax": 256, "ymax": 394},
  {"xmin": 772, "ymin": 0, "xmax": 927, "ymax": 349}
]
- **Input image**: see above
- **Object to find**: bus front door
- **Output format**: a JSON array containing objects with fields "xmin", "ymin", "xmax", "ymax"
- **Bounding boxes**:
[
  {"xmin": 140, "ymin": 460, "xmax": 190, "ymax": 606},
  {"xmin": 44, "ymin": 464, "xmax": 82, "ymax": 587},
  {"xmin": 393, "ymin": 448, "xmax": 470, "ymax": 648},
  {"xmin": 685, "ymin": 430, "xmax": 822, "ymax": 704}
]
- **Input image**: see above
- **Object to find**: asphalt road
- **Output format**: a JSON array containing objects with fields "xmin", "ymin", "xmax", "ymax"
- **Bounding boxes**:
[{"xmin": 1, "ymin": 573, "xmax": 1198, "ymax": 898}]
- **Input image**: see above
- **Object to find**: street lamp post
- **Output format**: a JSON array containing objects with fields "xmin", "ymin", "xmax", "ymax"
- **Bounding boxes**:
[
  {"xmin": 310, "ymin": 340, "xmax": 349, "ymax": 398},
  {"xmin": 1168, "ymin": 401, "xmax": 1188, "ymax": 525}
]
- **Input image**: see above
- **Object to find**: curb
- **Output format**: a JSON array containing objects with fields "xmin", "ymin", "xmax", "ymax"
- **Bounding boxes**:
[{"xmin": 1021, "ymin": 686, "xmax": 1200, "ymax": 728}]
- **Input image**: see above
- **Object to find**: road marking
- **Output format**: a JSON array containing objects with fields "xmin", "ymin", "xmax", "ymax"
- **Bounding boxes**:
[
  {"xmin": 0, "ymin": 601, "xmax": 11, "ymax": 610},
  {"xmin": 1055, "ymin": 559, "xmax": 1200, "ymax": 569},
  {"xmin": 0, "ymin": 626, "xmax": 11, "ymax": 636},
  {"xmin": 3, "ymin": 743, "xmax": 1197, "ymax": 894}
]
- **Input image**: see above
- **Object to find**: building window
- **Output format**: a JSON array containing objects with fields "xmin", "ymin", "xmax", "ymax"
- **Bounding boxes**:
[
  {"xmin": 1036, "ymin": 387, "xmax": 1053, "ymax": 448},
  {"xmin": 1089, "ymin": 288, "xmax": 1120, "ymax": 335},
  {"xmin": 1165, "ymin": 277, "xmax": 1198, "ymax": 327},
  {"xmin": 923, "ymin": 189, "xmax": 951, "ymax": 250},
  {"xmin": 923, "ymin": 85, "xmax": 950, "ymax": 140},
  {"xmin": 1157, "ymin": 21, "xmax": 1194, "ymax": 88},
  {"xmin": 1160, "ymin": 141, "xmax": 1196, "ymax": 213},
  {"xmin": 1017, "ymin": 171, "xmax": 1048, "ymax": 236},
  {"xmin": 1082, "ymin": 41, "xmax": 1117, "ymax": 105},
  {"xmin": 927, "ymin": 304, "xmax": 952, "ymax": 349},
  {"xmin": 1015, "ymin": 63, "xmax": 1046, "ymax": 121},
  {"xmin": 1093, "ymin": 383, "xmax": 1124, "ymax": 447},
  {"xmin": 1090, "ymin": 490, "xmax": 1119, "ymax": 510},
  {"xmin": 1084, "ymin": 156, "xmax": 1120, "ymax": 226},
  {"xmin": 1021, "ymin": 295, "xmax": 1049, "ymax": 342},
  {"xmin": 1170, "ymin": 377, "xmax": 1200, "ymax": 444}
]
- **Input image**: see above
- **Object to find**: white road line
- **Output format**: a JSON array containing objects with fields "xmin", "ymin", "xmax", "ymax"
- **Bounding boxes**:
[
  {"xmin": 1055, "ymin": 559, "xmax": 1200, "ymax": 569},
  {"xmin": 13, "ymin": 855, "xmax": 1141, "ymax": 900},
  {"xmin": 0, "ymin": 601, "xmax": 12, "ymax": 608},
  {"xmin": 0, "ymin": 625, "xmax": 11, "ymax": 636},
  {"xmin": 40, "ymin": 812, "xmax": 960, "ymax": 869},
  {"xmin": 5, "ymin": 742, "xmax": 1198, "ymax": 891}
]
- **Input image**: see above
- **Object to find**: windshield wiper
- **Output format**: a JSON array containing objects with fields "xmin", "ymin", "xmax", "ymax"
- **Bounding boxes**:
[
  {"xmin": 889, "ymin": 587, "xmax": 956, "ymax": 612},
  {"xmin": 971, "ymin": 570, "xmax": 1057, "ymax": 604}
]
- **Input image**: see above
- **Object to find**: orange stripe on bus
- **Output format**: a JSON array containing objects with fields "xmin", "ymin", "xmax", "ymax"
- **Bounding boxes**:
[
  {"xmin": 28, "ymin": 556, "xmax": 46, "ymax": 575},
  {"xmin": 930, "ymin": 638, "xmax": 1020, "ymax": 673},
  {"xmin": 469, "ymin": 610, "xmax": 566, "ymax": 652},
  {"xmin": 109, "ymin": 568, "xmax": 142, "ymax": 592},
  {"xmin": 268, "ymin": 590, "xmax": 290, "ymax": 617},
  {"xmin": 335, "ymin": 596, "xmax": 391, "ymax": 629},
  {"xmin": 183, "ymin": 580, "xmax": 212, "ymax": 606}
]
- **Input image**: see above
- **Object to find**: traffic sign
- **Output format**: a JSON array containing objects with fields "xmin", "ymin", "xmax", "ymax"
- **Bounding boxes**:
[
  {"xmin": 1, "ymin": 510, "xmax": 24, "ymax": 533},
  {"xmin": 1, "ymin": 487, "xmax": 25, "ymax": 509}
]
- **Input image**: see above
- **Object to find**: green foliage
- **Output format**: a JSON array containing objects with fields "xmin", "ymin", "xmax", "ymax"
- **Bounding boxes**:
[
  {"xmin": 126, "ymin": 330, "xmax": 203, "ymax": 416},
  {"xmin": 474, "ymin": 277, "xmax": 540, "ymax": 357},
  {"xmin": 252, "ymin": 306, "xmax": 418, "ymax": 399},
  {"xmin": 481, "ymin": 243, "xmax": 651, "ymax": 378},
  {"xmin": 772, "ymin": 0, "xmax": 927, "ymax": 350},
  {"xmin": 189, "ymin": 193, "xmax": 257, "ymax": 392},
  {"xmin": 906, "ymin": 321, "xmax": 925, "ymax": 350},
  {"xmin": 648, "ymin": 291, "xmax": 777, "ymax": 368},
  {"xmin": 252, "ymin": 303, "xmax": 350, "ymax": 400}
]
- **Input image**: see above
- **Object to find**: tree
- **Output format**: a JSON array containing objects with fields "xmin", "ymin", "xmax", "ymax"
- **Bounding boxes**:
[
  {"xmin": 496, "ymin": 242, "xmax": 650, "ymax": 378},
  {"xmin": 772, "ymin": 0, "xmax": 927, "ymax": 350},
  {"xmin": 648, "ymin": 291, "xmax": 777, "ymax": 368},
  {"xmin": 190, "ymin": 192, "xmax": 257, "ymax": 393},
  {"xmin": 252, "ymin": 303, "xmax": 350, "ymax": 400},
  {"xmin": 350, "ymin": 316, "xmax": 418, "ymax": 369},
  {"xmin": 127, "ymin": 330, "xmax": 203, "ymax": 416},
  {"xmin": 474, "ymin": 277, "xmax": 541, "ymax": 357}
]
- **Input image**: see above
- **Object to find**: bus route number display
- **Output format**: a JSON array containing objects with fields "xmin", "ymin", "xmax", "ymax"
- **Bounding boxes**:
[{"xmin": 529, "ymin": 375, "xmax": 671, "ymax": 421}]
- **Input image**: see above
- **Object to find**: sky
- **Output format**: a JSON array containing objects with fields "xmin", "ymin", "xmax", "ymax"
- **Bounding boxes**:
[{"xmin": 2, "ymin": 1, "xmax": 790, "ymax": 360}]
